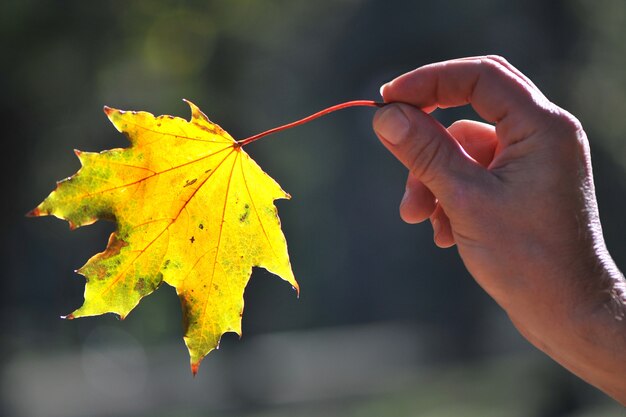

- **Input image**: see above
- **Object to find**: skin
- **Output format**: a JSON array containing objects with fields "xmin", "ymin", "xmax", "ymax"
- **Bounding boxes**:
[{"xmin": 372, "ymin": 56, "xmax": 626, "ymax": 405}]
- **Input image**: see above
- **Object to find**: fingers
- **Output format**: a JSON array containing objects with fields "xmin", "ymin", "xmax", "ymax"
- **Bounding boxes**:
[
  {"xmin": 400, "ymin": 174, "xmax": 436, "ymax": 224},
  {"xmin": 431, "ymin": 205, "xmax": 455, "ymax": 248},
  {"xmin": 373, "ymin": 103, "xmax": 486, "ymax": 201},
  {"xmin": 399, "ymin": 176, "xmax": 454, "ymax": 248},
  {"xmin": 376, "ymin": 56, "xmax": 553, "ymax": 249},
  {"xmin": 398, "ymin": 119, "xmax": 497, "ymax": 248},
  {"xmin": 400, "ymin": 179, "xmax": 455, "ymax": 247},
  {"xmin": 380, "ymin": 56, "xmax": 553, "ymax": 146},
  {"xmin": 447, "ymin": 119, "xmax": 497, "ymax": 167},
  {"xmin": 457, "ymin": 55, "xmax": 540, "ymax": 92},
  {"xmin": 399, "ymin": 119, "xmax": 496, "ymax": 224}
]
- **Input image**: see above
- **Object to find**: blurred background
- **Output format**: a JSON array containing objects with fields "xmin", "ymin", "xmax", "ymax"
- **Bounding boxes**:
[{"xmin": 2, "ymin": 0, "xmax": 626, "ymax": 416}]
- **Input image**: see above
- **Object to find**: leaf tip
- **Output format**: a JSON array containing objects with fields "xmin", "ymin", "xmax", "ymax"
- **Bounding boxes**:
[
  {"xmin": 103, "ymin": 105, "xmax": 114, "ymax": 116},
  {"xmin": 190, "ymin": 361, "xmax": 200, "ymax": 376},
  {"xmin": 25, "ymin": 207, "xmax": 41, "ymax": 217},
  {"xmin": 73, "ymin": 149, "xmax": 86, "ymax": 164},
  {"xmin": 184, "ymin": 99, "xmax": 210, "ymax": 123},
  {"xmin": 61, "ymin": 313, "xmax": 75, "ymax": 320}
]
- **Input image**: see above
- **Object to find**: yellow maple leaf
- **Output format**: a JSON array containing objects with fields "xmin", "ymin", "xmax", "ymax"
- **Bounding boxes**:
[{"xmin": 30, "ymin": 100, "xmax": 298, "ymax": 373}]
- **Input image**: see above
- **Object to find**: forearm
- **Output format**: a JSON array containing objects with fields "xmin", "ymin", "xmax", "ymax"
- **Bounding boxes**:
[{"xmin": 507, "ymin": 255, "xmax": 626, "ymax": 405}]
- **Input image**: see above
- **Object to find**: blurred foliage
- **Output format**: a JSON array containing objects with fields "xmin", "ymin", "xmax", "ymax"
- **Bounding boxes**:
[
  {"xmin": 1, "ymin": 0, "xmax": 625, "ymax": 416},
  {"xmin": 571, "ymin": 0, "xmax": 626, "ymax": 169}
]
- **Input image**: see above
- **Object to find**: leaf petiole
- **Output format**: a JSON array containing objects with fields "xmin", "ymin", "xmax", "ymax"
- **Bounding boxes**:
[{"xmin": 237, "ymin": 100, "xmax": 385, "ymax": 147}]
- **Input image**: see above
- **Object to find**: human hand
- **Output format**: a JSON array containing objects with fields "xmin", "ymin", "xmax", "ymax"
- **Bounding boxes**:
[{"xmin": 372, "ymin": 56, "xmax": 626, "ymax": 404}]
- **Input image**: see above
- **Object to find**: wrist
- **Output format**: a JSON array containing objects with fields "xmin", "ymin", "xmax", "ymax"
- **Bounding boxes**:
[
  {"xmin": 572, "ymin": 253, "xmax": 626, "ymax": 351},
  {"xmin": 508, "ymin": 248, "xmax": 626, "ymax": 404}
]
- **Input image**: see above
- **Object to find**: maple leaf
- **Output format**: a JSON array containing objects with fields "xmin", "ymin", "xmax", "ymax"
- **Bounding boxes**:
[{"xmin": 30, "ymin": 100, "xmax": 298, "ymax": 373}]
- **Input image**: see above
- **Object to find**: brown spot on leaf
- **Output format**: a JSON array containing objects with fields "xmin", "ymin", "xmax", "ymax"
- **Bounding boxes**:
[
  {"xmin": 101, "ymin": 233, "xmax": 129, "ymax": 260},
  {"xmin": 239, "ymin": 203, "xmax": 250, "ymax": 223},
  {"xmin": 197, "ymin": 124, "xmax": 217, "ymax": 134},
  {"xmin": 183, "ymin": 178, "xmax": 198, "ymax": 188},
  {"xmin": 190, "ymin": 236, "xmax": 195, "ymax": 243},
  {"xmin": 134, "ymin": 279, "xmax": 145, "ymax": 293},
  {"xmin": 91, "ymin": 264, "xmax": 108, "ymax": 280}
]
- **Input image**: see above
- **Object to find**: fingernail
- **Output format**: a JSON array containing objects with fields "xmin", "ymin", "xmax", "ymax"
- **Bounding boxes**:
[
  {"xmin": 432, "ymin": 218, "xmax": 441, "ymax": 239},
  {"xmin": 400, "ymin": 187, "xmax": 411, "ymax": 208},
  {"xmin": 374, "ymin": 105, "xmax": 409, "ymax": 145},
  {"xmin": 379, "ymin": 83, "xmax": 388, "ymax": 97}
]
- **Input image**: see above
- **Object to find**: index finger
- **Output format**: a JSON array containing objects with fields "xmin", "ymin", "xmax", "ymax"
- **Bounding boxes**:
[{"xmin": 381, "ymin": 56, "xmax": 554, "ymax": 144}]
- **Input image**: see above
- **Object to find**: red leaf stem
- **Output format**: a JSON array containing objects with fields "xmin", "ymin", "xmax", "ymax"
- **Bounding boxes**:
[{"xmin": 237, "ymin": 100, "xmax": 385, "ymax": 147}]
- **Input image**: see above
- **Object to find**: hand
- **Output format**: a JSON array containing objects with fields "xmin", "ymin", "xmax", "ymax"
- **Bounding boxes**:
[{"xmin": 372, "ymin": 56, "xmax": 626, "ymax": 404}]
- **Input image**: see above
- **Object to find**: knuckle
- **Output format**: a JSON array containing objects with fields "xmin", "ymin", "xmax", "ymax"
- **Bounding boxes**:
[
  {"xmin": 541, "ymin": 106, "xmax": 587, "ymax": 148},
  {"xmin": 484, "ymin": 54, "xmax": 510, "ymax": 66},
  {"xmin": 407, "ymin": 133, "xmax": 448, "ymax": 185},
  {"xmin": 557, "ymin": 109, "xmax": 584, "ymax": 138},
  {"xmin": 479, "ymin": 56, "xmax": 508, "ymax": 76}
]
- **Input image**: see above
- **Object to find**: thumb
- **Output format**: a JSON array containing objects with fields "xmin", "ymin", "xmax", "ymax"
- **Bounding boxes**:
[{"xmin": 373, "ymin": 103, "xmax": 485, "ymax": 200}]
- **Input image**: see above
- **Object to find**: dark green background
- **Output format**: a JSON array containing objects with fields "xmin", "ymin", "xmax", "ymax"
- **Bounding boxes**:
[{"xmin": 2, "ymin": 1, "xmax": 626, "ymax": 416}]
